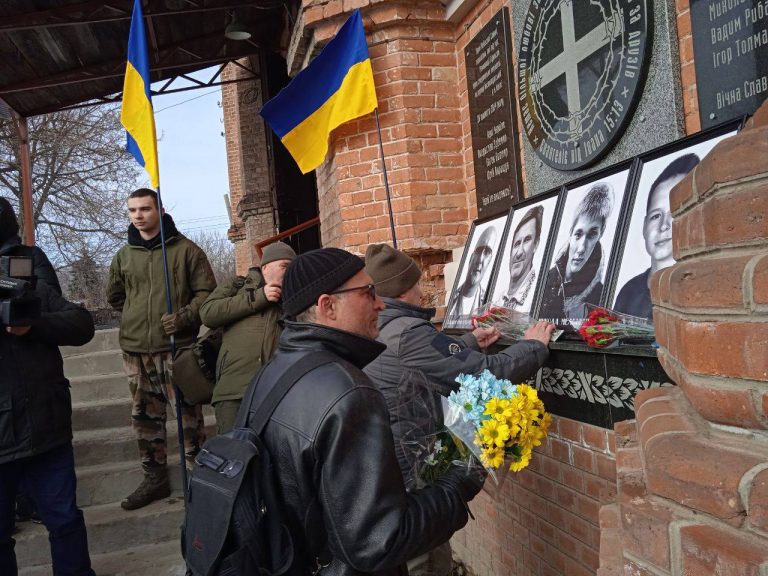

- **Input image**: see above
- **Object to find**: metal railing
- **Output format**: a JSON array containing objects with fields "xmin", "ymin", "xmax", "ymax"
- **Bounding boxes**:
[{"xmin": 254, "ymin": 216, "xmax": 320, "ymax": 259}]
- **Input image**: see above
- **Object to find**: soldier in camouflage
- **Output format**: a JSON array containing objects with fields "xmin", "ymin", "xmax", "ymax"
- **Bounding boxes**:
[{"xmin": 107, "ymin": 188, "xmax": 216, "ymax": 511}]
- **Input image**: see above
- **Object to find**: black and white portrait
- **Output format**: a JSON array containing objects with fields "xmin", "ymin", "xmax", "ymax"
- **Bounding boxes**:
[
  {"xmin": 444, "ymin": 214, "xmax": 506, "ymax": 329},
  {"xmin": 611, "ymin": 132, "xmax": 735, "ymax": 320},
  {"xmin": 488, "ymin": 195, "xmax": 559, "ymax": 314},
  {"xmin": 538, "ymin": 169, "xmax": 629, "ymax": 323}
]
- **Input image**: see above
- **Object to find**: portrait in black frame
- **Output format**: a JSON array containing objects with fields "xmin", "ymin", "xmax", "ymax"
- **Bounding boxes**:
[
  {"xmin": 536, "ymin": 162, "xmax": 633, "ymax": 326},
  {"xmin": 486, "ymin": 189, "xmax": 560, "ymax": 316},
  {"xmin": 608, "ymin": 121, "xmax": 741, "ymax": 321},
  {"xmin": 444, "ymin": 213, "xmax": 507, "ymax": 330}
]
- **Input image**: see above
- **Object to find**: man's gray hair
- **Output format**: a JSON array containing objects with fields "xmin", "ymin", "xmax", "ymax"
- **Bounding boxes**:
[
  {"xmin": 295, "ymin": 305, "xmax": 317, "ymax": 323},
  {"xmin": 571, "ymin": 182, "xmax": 614, "ymax": 233}
]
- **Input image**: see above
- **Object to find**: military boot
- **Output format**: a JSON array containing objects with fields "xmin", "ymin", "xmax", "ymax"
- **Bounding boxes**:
[{"xmin": 121, "ymin": 466, "xmax": 171, "ymax": 510}]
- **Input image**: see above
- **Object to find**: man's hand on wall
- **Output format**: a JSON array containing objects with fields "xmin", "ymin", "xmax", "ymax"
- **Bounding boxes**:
[{"xmin": 524, "ymin": 321, "xmax": 556, "ymax": 346}]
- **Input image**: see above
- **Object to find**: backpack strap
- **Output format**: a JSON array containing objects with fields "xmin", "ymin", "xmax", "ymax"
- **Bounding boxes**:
[{"xmin": 238, "ymin": 351, "xmax": 336, "ymax": 434}]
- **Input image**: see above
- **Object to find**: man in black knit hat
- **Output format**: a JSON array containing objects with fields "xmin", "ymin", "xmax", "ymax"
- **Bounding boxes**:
[{"xmin": 242, "ymin": 247, "xmax": 485, "ymax": 576}]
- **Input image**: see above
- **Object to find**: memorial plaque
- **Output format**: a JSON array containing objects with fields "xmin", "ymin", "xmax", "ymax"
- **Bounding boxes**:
[
  {"xmin": 518, "ymin": 0, "xmax": 651, "ymax": 171},
  {"xmin": 691, "ymin": 0, "xmax": 768, "ymax": 128},
  {"xmin": 465, "ymin": 8, "xmax": 524, "ymax": 219}
]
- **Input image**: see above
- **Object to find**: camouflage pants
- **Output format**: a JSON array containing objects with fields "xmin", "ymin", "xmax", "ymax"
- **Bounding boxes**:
[{"xmin": 122, "ymin": 352, "xmax": 206, "ymax": 470}]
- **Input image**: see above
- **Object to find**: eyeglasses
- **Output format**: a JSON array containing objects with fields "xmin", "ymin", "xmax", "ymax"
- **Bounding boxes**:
[{"xmin": 329, "ymin": 283, "xmax": 377, "ymax": 300}]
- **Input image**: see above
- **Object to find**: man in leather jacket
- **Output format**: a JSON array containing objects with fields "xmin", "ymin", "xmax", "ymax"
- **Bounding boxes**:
[{"xmin": 243, "ymin": 247, "xmax": 485, "ymax": 576}]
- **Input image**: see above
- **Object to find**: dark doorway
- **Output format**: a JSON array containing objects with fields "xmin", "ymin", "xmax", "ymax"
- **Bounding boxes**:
[{"xmin": 261, "ymin": 51, "xmax": 321, "ymax": 254}]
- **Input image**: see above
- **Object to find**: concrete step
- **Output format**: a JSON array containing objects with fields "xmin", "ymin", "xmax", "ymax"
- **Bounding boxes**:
[
  {"xmin": 61, "ymin": 328, "xmax": 120, "ymax": 358},
  {"xmin": 72, "ymin": 398, "xmax": 131, "ymax": 431},
  {"xmin": 18, "ymin": 539, "xmax": 186, "ymax": 576},
  {"xmin": 14, "ymin": 497, "xmax": 185, "ymax": 569},
  {"xmin": 69, "ymin": 372, "xmax": 130, "ymax": 404},
  {"xmin": 76, "ymin": 456, "xmax": 192, "ymax": 508},
  {"xmin": 65, "ymin": 350, "xmax": 125, "ymax": 379},
  {"xmin": 73, "ymin": 415, "xmax": 216, "ymax": 467}
]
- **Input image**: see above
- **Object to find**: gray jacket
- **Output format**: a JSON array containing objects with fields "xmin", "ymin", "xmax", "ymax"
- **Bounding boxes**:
[{"xmin": 363, "ymin": 298, "xmax": 549, "ymax": 484}]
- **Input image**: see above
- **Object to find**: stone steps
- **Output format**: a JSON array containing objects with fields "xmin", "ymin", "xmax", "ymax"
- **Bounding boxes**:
[
  {"xmin": 14, "ymin": 329, "xmax": 208, "ymax": 573},
  {"xmin": 14, "ymin": 498, "xmax": 186, "ymax": 569},
  {"xmin": 18, "ymin": 539, "xmax": 186, "ymax": 576}
]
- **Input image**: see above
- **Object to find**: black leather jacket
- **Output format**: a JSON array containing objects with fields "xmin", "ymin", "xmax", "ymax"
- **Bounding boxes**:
[{"xmin": 244, "ymin": 321, "xmax": 482, "ymax": 576}]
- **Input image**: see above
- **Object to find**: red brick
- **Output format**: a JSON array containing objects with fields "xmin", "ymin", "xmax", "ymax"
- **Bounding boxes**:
[
  {"xmin": 583, "ymin": 424, "xmax": 608, "ymax": 452},
  {"xmin": 619, "ymin": 496, "xmax": 674, "ymax": 570},
  {"xmin": 561, "ymin": 466, "xmax": 584, "ymax": 492},
  {"xmin": 572, "ymin": 446, "xmax": 597, "ymax": 474},
  {"xmin": 680, "ymin": 524, "xmax": 768, "ymax": 575},
  {"xmin": 558, "ymin": 418, "xmax": 582, "ymax": 443},
  {"xmin": 669, "ymin": 255, "xmax": 751, "ymax": 310},
  {"xmin": 676, "ymin": 373, "xmax": 766, "ymax": 429},
  {"xmin": 695, "ymin": 125, "xmax": 768, "ymax": 198},
  {"xmin": 753, "ymin": 254, "xmax": 768, "ymax": 306},
  {"xmin": 675, "ymin": 319, "xmax": 768, "ymax": 381},
  {"xmin": 645, "ymin": 434, "xmax": 764, "ymax": 520},
  {"xmin": 748, "ymin": 467, "xmax": 768, "ymax": 532},
  {"xmin": 623, "ymin": 560, "xmax": 664, "ymax": 575},
  {"xmin": 701, "ymin": 182, "xmax": 768, "ymax": 249},
  {"xmin": 669, "ymin": 168, "xmax": 696, "ymax": 214},
  {"xmin": 595, "ymin": 453, "xmax": 617, "ymax": 483}
]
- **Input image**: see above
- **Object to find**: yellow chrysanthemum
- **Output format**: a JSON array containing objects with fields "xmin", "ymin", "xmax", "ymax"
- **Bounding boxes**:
[
  {"xmin": 509, "ymin": 447, "xmax": 532, "ymax": 472},
  {"xmin": 480, "ymin": 446, "xmax": 505, "ymax": 468},
  {"xmin": 484, "ymin": 398, "xmax": 513, "ymax": 421},
  {"xmin": 479, "ymin": 418, "xmax": 510, "ymax": 449}
]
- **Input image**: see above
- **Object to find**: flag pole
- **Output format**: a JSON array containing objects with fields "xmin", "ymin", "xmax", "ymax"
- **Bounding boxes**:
[
  {"xmin": 374, "ymin": 108, "xmax": 397, "ymax": 249},
  {"xmin": 155, "ymin": 185, "xmax": 189, "ymax": 500}
]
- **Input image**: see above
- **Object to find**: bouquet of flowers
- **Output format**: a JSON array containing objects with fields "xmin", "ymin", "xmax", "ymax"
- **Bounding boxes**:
[
  {"xmin": 443, "ymin": 369, "xmax": 551, "ymax": 484},
  {"xmin": 471, "ymin": 304, "xmax": 562, "ymax": 342},
  {"xmin": 578, "ymin": 305, "xmax": 656, "ymax": 348}
]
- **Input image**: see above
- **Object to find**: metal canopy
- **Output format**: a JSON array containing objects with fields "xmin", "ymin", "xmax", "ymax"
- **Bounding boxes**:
[{"xmin": 0, "ymin": 0, "xmax": 291, "ymax": 117}]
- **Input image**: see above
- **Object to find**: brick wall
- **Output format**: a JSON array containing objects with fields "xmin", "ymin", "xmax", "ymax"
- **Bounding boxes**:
[
  {"xmin": 600, "ymin": 100, "xmax": 768, "ymax": 575},
  {"xmin": 675, "ymin": 0, "xmax": 701, "ymax": 134},
  {"xmin": 452, "ymin": 417, "xmax": 616, "ymax": 576},
  {"xmin": 221, "ymin": 59, "xmax": 277, "ymax": 274}
]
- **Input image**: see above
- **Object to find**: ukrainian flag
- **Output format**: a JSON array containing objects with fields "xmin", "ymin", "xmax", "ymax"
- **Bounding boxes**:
[
  {"xmin": 260, "ymin": 10, "xmax": 378, "ymax": 174},
  {"xmin": 121, "ymin": 0, "xmax": 159, "ymax": 188}
]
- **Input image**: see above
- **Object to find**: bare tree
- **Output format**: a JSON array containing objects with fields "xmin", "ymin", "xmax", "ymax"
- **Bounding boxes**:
[
  {"xmin": 0, "ymin": 105, "xmax": 141, "ymax": 267},
  {"xmin": 188, "ymin": 230, "xmax": 235, "ymax": 284}
]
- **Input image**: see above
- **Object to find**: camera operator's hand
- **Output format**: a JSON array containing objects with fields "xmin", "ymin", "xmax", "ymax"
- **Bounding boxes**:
[
  {"xmin": 524, "ymin": 321, "xmax": 556, "ymax": 346},
  {"xmin": 263, "ymin": 283, "xmax": 282, "ymax": 303},
  {"xmin": 161, "ymin": 313, "xmax": 181, "ymax": 335},
  {"xmin": 472, "ymin": 326, "xmax": 500, "ymax": 349},
  {"xmin": 6, "ymin": 325, "xmax": 31, "ymax": 336}
]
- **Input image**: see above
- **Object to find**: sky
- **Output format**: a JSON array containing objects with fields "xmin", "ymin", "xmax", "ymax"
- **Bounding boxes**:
[{"xmin": 135, "ymin": 68, "xmax": 232, "ymax": 237}]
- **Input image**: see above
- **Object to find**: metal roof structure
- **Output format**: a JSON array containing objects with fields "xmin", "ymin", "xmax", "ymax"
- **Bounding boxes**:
[{"xmin": 0, "ymin": 0, "xmax": 293, "ymax": 118}]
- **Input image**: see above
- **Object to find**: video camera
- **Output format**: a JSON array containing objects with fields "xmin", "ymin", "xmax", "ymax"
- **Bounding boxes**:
[{"xmin": 0, "ymin": 255, "xmax": 41, "ymax": 326}]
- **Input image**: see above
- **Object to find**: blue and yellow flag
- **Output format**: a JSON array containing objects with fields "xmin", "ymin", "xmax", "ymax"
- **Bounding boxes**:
[
  {"xmin": 121, "ymin": 0, "xmax": 159, "ymax": 188},
  {"xmin": 260, "ymin": 10, "xmax": 378, "ymax": 174}
]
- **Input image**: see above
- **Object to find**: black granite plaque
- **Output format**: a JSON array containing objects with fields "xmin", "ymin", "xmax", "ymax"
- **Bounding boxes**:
[
  {"xmin": 517, "ymin": 0, "xmax": 651, "ymax": 171},
  {"xmin": 465, "ymin": 8, "xmax": 524, "ymax": 219},
  {"xmin": 692, "ymin": 0, "xmax": 768, "ymax": 128}
]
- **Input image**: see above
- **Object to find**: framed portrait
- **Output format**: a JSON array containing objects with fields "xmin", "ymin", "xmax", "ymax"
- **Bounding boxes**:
[
  {"xmin": 486, "ymin": 189, "xmax": 561, "ymax": 315},
  {"xmin": 444, "ymin": 213, "xmax": 508, "ymax": 330},
  {"xmin": 607, "ymin": 120, "xmax": 742, "ymax": 322},
  {"xmin": 535, "ymin": 162, "xmax": 634, "ymax": 326}
]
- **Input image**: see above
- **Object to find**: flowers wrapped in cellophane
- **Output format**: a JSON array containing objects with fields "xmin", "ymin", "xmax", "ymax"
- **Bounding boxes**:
[
  {"xmin": 578, "ymin": 304, "xmax": 655, "ymax": 348},
  {"xmin": 444, "ymin": 370, "xmax": 551, "ymax": 486},
  {"xmin": 471, "ymin": 304, "xmax": 562, "ymax": 342}
]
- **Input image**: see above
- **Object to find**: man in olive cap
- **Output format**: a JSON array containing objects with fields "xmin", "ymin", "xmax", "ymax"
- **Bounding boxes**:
[
  {"xmin": 200, "ymin": 241, "xmax": 296, "ymax": 433},
  {"xmin": 364, "ymin": 243, "xmax": 555, "ymax": 576},
  {"xmin": 240, "ymin": 247, "xmax": 485, "ymax": 575}
]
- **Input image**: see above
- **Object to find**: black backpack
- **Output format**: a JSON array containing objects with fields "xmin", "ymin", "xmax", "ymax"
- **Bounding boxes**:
[{"xmin": 183, "ymin": 351, "xmax": 335, "ymax": 576}]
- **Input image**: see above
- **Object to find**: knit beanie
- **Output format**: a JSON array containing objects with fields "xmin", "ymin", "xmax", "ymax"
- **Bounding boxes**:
[
  {"xmin": 282, "ymin": 248, "xmax": 365, "ymax": 317},
  {"xmin": 364, "ymin": 244, "xmax": 422, "ymax": 298},
  {"xmin": 0, "ymin": 197, "xmax": 20, "ymax": 245},
  {"xmin": 260, "ymin": 241, "xmax": 297, "ymax": 267}
]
